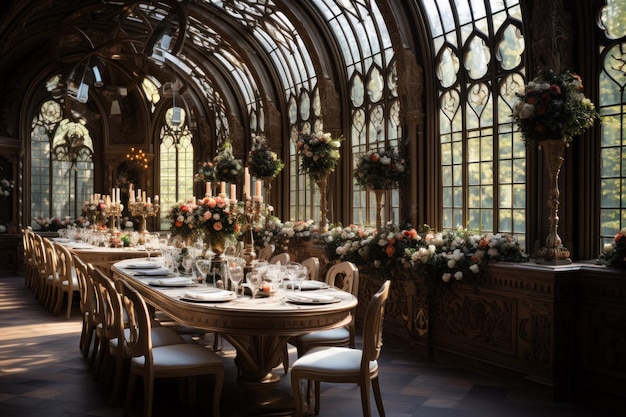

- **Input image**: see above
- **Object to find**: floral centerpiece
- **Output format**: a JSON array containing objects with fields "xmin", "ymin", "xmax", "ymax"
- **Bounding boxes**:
[
  {"xmin": 81, "ymin": 199, "xmax": 106, "ymax": 227},
  {"xmin": 0, "ymin": 178, "xmax": 14, "ymax": 200},
  {"xmin": 324, "ymin": 223, "xmax": 377, "ymax": 266},
  {"xmin": 194, "ymin": 161, "xmax": 216, "ymax": 184},
  {"xmin": 511, "ymin": 70, "xmax": 599, "ymax": 146},
  {"xmin": 354, "ymin": 146, "xmax": 408, "ymax": 190},
  {"xmin": 248, "ymin": 135, "xmax": 284, "ymax": 179},
  {"xmin": 194, "ymin": 196, "xmax": 240, "ymax": 251},
  {"xmin": 214, "ymin": 141, "xmax": 243, "ymax": 183},
  {"xmin": 597, "ymin": 228, "xmax": 626, "ymax": 268},
  {"xmin": 165, "ymin": 200, "xmax": 199, "ymax": 239}
]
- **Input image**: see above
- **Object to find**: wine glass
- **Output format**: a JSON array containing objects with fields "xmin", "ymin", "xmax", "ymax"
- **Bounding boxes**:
[
  {"xmin": 195, "ymin": 256, "xmax": 214, "ymax": 285},
  {"xmin": 246, "ymin": 270, "xmax": 263, "ymax": 299},
  {"xmin": 228, "ymin": 263, "xmax": 244, "ymax": 297},
  {"xmin": 294, "ymin": 265, "xmax": 307, "ymax": 291}
]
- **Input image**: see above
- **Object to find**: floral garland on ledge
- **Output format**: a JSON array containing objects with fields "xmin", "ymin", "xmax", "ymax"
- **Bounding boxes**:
[
  {"xmin": 248, "ymin": 135, "xmax": 284, "ymax": 179},
  {"xmin": 597, "ymin": 228, "xmax": 626, "ymax": 269},
  {"xmin": 323, "ymin": 223, "xmax": 528, "ymax": 290},
  {"xmin": 511, "ymin": 70, "xmax": 599, "ymax": 147},
  {"xmin": 354, "ymin": 146, "xmax": 408, "ymax": 190},
  {"xmin": 214, "ymin": 141, "xmax": 243, "ymax": 183},
  {"xmin": 295, "ymin": 131, "xmax": 342, "ymax": 180}
]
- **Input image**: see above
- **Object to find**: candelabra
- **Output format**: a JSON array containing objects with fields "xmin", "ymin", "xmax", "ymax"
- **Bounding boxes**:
[
  {"xmin": 241, "ymin": 198, "xmax": 263, "ymax": 266},
  {"xmin": 102, "ymin": 203, "xmax": 123, "ymax": 230},
  {"xmin": 129, "ymin": 201, "xmax": 160, "ymax": 233}
]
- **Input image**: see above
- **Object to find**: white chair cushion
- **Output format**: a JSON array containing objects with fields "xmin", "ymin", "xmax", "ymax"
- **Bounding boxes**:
[
  {"xmin": 292, "ymin": 346, "xmax": 378, "ymax": 375},
  {"xmin": 297, "ymin": 327, "xmax": 350, "ymax": 344},
  {"xmin": 131, "ymin": 343, "xmax": 222, "ymax": 370}
]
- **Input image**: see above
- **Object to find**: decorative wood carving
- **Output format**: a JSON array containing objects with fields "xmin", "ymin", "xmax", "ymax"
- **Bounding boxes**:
[{"xmin": 531, "ymin": 0, "xmax": 573, "ymax": 72}]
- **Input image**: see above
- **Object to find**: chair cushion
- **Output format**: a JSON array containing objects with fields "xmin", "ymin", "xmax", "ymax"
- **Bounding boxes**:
[
  {"xmin": 292, "ymin": 346, "xmax": 377, "ymax": 376},
  {"xmin": 130, "ymin": 343, "xmax": 223, "ymax": 371},
  {"xmin": 296, "ymin": 327, "xmax": 350, "ymax": 345}
]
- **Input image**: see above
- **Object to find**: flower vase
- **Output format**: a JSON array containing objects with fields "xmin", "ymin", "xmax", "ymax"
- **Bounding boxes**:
[
  {"xmin": 261, "ymin": 176, "xmax": 274, "ymax": 227},
  {"xmin": 372, "ymin": 189, "xmax": 385, "ymax": 229},
  {"xmin": 536, "ymin": 139, "xmax": 572, "ymax": 264},
  {"xmin": 315, "ymin": 174, "xmax": 329, "ymax": 232}
]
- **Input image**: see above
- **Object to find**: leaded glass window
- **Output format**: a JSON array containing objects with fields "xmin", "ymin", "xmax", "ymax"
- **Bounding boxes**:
[
  {"xmin": 598, "ymin": 0, "xmax": 626, "ymax": 247},
  {"xmin": 158, "ymin": 106, "xmax": 194, "ymax": 229},
  {"xmin": 424, "ymin": 0, "xmax": 526, "ymax": 247},
  {"xmin": 30, "ymin": 76, "xmax": 95, "ymax": 226}
]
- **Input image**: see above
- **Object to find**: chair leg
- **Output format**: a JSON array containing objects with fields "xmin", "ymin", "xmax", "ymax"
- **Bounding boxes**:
[
  {"xmin": 314, "ymin": 380, "xmax": 321, "ymax": 415},
  {"xmin": 124, "ymin": 373, "xmax": 137, "ymax": 417},
  {"xmin": 359, "ymin": 378, "xmax": 372, "ymax": 417},
  {"xmin": 372, "ymin": 376, "xmax": 385, "ymax": 417},
  {"xmin": 143, "ymin": 375, "xmax": 154, "ymax": 417},
  {"xmin": 281, "ymin": 344, "xmax": 289, "ymax": 374},
  {"xmin": 291, "ymin": 372, "xmax": 304, "ymax": 417},
  {"xmin": 213, "ymin": 368, "xmax": 224, "ymax": 417}
]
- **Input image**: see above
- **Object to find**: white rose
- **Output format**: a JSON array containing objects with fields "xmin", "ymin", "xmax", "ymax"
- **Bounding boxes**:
[
  {"xmin": 454, "ymin": 271, "xmax": 463, "ymax": 280},
  {"xmin": 374, "ymin": 260, "xmax": 381, "ymax": 268},
  {"xmin": 447, "ymin": 259, "xmax": 456, "ymax": 268},
  {"xmin": 470, "ymin": 264, "xmax": 480, "ymax": 273},
  {"xmin": 442, "ymin": 273, "xmax": 452, "ymax": 282},
  {"xmin": 519, "ymin": 103, "xmax": 535, "ymax": 119},
  {"xmin": 380, "ymin": 156, "xmax": 391, "ymax": 165}
]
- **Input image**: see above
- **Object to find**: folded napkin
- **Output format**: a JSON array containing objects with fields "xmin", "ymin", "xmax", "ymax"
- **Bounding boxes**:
[
  {"xmin": 133, "ymin": 268, "xmax": 172, "ymax": 276},
  {"xmin": 285, "ymin": 280, "xmax": 327, "ymax": 291},
  {"xmin": 285, "ymin": 293, "xmax": 338, "ymax": 304},
  {"xmin": 181, "ymin": 290, "xmax": 235, "ymax": 301},
  {"xmin": 125, "ymin": 262, "xmax": 160, "ymax": 269},
  {"xmin": 150, "ymin": 277, "xmax": 193, "ymax": 286}
]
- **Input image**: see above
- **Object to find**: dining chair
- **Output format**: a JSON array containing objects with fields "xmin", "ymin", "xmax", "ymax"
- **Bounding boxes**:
[
  {"xmin": 22, "ymin": 228, "xmax": 36, "ymax": 289},
  {"xmin": 269, "ymin": 252, "xmax": 291, "ymax": 265},
  {"xmin": 42, "ymin": 237, "xmax": 60, "ymax": 312},
  {"xmin": 301, "ymin": 256, "xmax": 320, "ymax": 281},
  {"xmin": 72, "ymin": 254, "xmax": 97, "ymax": 357},
  {"xmin": 115, "ymin": 279, "xmax": 224, "ymax": 417},
  {"xmin": 91, "ymin": 268, "xmax": 186, "ymax": 405},
  {"xmin": 30, "ymin": 233, "xmax": 46, "ymax": 302},
  {"xmin": 52, "ymin": 242, "xmax": 79, "ymax": 319},
  {"xmin": 258, "ymin": 244, "xmax": 275, "ymax": 261},
  {"xmin": 290, "ymin": 280, "xmax": 390, "ymax": 417},
  {"xmin": 282, "ymin": 261, "xmax": 359, "ymax": 374}
]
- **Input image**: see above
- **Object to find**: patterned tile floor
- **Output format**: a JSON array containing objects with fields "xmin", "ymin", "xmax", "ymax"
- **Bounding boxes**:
[{"xmin": 0, "ymin": 275, "xmax": 618, "ymax": 417}]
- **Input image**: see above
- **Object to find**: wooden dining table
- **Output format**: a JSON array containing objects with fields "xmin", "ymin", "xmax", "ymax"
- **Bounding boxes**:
[{"xmin": 110, "ymin": 258, "xmax": 357, "ymax": 394}]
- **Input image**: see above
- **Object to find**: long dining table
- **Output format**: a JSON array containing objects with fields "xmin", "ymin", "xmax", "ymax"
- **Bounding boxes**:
[{"xmin": 110, "ymin": 257, "xmax": 358, "ymax": 393}]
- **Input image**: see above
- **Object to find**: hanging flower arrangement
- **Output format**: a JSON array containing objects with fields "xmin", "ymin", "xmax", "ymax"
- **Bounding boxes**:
[
  {"xmin": 214, "ymin": 141, "xmax": 243, "ymax": 183},
  {"xmin": 295, "ymin": 131, "xmax": 342, "ymax": 180},
  {"xmin": 354, "ymin": 146, "xmax": 408, "ymax": 190},
  {"xmin": 193, "ymin": 161, "xmax": 216, "ymax": 184},
  {"xmin": 511, "ymin": 70, "xmax": 599, "ymax": 147},
  {"xmin": 247, "ymin": 135, "xmax": 284, "ymax": 179}
]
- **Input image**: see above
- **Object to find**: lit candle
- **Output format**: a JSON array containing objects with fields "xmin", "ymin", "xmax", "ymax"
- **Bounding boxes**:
[
  {"xmin": 137, "ymin": 189, "xmax": 142, "ymax": 201},
  {"xmin": 255, "ymin": 180, "xmax": 262, "ymax": 198},
  {"xmin": 230, "ymin": 184, "xmax": 236, "ymax": 200},
  {"xmin": 116, "ymin": 188, "xmax": 121, "ymax": 204},
  {"xmin": 220, "ymin": 181, "xmax": 226, "ymax": 196},
  {"xmin": 142, "ymin": 191, "xmax": 147, "ymax": 202},
  {"xmin": 154, "ymin": 195, "xmax": 159, "ymax": 204},
  {"xmin": 111, "ymin": 188, "xmax": 115, "ymax": 203},
  {"xmin": 147, "ymin": 197, "xmax": 151, "ymax": 204},
  {"xmin": 244, "ymin": 167, "xmax": 251, "ymax": 199},
  {"xmin": 206, "ymin": 181, "xmax": 211, "ymax": 196}
]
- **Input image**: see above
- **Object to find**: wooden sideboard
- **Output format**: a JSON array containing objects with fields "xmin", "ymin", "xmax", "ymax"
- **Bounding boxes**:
[{"xmin": 351, "ymin": 261, "xmax": 625, "ymax": 414}]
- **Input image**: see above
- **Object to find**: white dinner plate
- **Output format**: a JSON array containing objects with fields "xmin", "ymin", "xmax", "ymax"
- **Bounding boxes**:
[
  {"xmin": 180, "ymin": 290, "xmax": 236, "ymax": 303},
  {"xmin": 149, "ymin": 277, "xmax": 195, "ymax": 287},
  {"xmin": 285, "ymin": 293, "xmax": 340, "ymax": 305}
]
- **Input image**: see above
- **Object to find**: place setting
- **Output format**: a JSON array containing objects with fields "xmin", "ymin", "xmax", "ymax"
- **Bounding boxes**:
[{"xmin": 178, "ymin": 288, "xmax": 237, "ymax": 303}]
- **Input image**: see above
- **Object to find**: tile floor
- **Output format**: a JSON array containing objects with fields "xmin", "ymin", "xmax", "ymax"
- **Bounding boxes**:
[{"xmin": 0, "ymin": 275, "xmax": 619, "ymax": 417}]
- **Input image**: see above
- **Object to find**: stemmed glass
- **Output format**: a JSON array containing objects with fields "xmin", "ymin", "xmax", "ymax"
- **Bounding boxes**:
[
  {"xmin": 246, "ymin": 270, "xmax": 263, "ymax": 299},
  {"xmin": 294, "ymin": 265, "xmax": 307, "ymax": 291},
  {"xmin": 195, "ymin": 250, "xmax": 215, "ymax": 285},
  {"xmin": 228, "ymin": 263, "xmax": 244, "ymax": 297}
]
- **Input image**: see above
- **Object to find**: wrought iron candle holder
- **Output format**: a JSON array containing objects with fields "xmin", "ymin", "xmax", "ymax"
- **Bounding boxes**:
[
  {"xmin": 103, "ymin": 203, "xmax": 122, "ymax": 230},
  {"xmin": 129, "ymin": 201, "xmax": 160, "ymax": 233}
]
